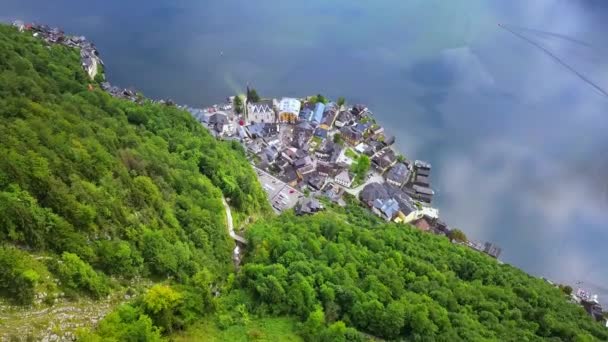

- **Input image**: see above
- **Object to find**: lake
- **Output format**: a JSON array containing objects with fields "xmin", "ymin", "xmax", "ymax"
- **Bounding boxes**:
[{"xmin": 3, "ymin": 0, "xmax": 608, "ymax": 297}]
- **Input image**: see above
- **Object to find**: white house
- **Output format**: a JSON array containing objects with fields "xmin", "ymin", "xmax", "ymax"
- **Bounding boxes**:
[
  {"xmin": 403, "ymin": 206, "xmax": 439, "ymax": 224},
  {"xmin": 334, "ymin": 170, "xmax": 354, "ymax": 188},
  {"xmin": 278, "ymin": 98, "xmax": 301, "ymax": 123},
  {"xmin": 246, "ymin": 99, "xmax": 277, "ymax": 124}
]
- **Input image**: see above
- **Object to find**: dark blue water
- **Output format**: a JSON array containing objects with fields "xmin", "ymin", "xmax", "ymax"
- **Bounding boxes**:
[{"xmin": 3, "ymin": 0, "xmax": 608, "ymax": 297}]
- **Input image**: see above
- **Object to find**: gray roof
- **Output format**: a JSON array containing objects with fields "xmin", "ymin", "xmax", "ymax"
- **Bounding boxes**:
[
  {"xmin": 296, "ymin": 197, "xmax": 324, "ymax": 215},
  {"xmin": 414, "ymin": 160, "xmax": 432, "ymax": 170},
  {"xmin": 412, "ymin": 185, "xmax": 434, "ymax": 196},
  {"xmin": 414, "ymin": 174, "xmax": 430, "ymax": 186},
  {"xmin": 385, "ymin": 183, "xmax": 416, "ymax": 215},
  {"xmin": 294, "ymin": 156, "xmax": 312, "ymax": 168},
  {"xmin": 386, "ymin": 163, "xmax": 409, "ymax": 183},
  {"xmin": 360, "ymin": 182, "xmax": 389, "ymax": 205},
  {"xmin": 416, "ymin": 168, "xmax": 431, "ymax": 177},
  {"xmin": 208, "ymin": 112, "xmax": 228, "ymax": 125}
]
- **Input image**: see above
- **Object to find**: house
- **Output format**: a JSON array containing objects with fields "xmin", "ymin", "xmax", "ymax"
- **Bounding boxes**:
[
  {"xmin": 355, "ymin": 143, "xmax": 370, "ymax": 154},
  {"xmin": 208, "ymin": 112, "xmax": 232, "ymax": 135},
  {"xmin": 275, "ymin": 156, "xmax": 291, "ymax": 171},
  {"xmin": 483, "ymin": 242, "xmax": 502, "ymax": 259},
  {"xmin": 294, "ymin": 156, "xmax": 315, "ymax": 176},
  {"xmin": 320, "ymin": 107, "xmax": 338, "ymax": 129},
  {"xmin": 334, "ymin": 170, "xmax": 354, "ymax": 188},
  {"xmin": 237, "ymin": 126, "xmax": 248, "ymax": 140},
  {"xmin": 386, "ymin": 163, "xmax": 410, "ymax": 187},
  {"xmin": 414, "ymin": 160, "xmax": 431, "ymax": 172},
  {"xmin": 281, "ymin": 147, "xmax": 298, "ymax": 163},
  {"xmin": 279, "ymin": 166, "xmax": 299, "ymax": 186},
  {"xmin": 278, "ymin": 98, "xmax": 301, "ymax": 123},
  {"xmin": 299, "ymin": 108, "xmax": 314, "ymax": 121},
  {"xmin": 351, "ymin": 104, "xmax": 368, "ymax": 117},
  {"xmin": 245, "ymin": 123, "xmax": 265, "ymax": 139},
  {"xmin": 411, "ymin": 184, "xmax": 435, "ymax": 203},
  {"xmin": 12, "ymin": 20, "xmax": 25, "ymax": 32},
  {"xmin": 295, "ymin": 148, "xmax": 309, "ymax": 159},
  {"xmin": 81, "ymin": 51, "xmax": 98, "ymax": 79},
  {"xmin": 385, "ymin": 184, "xmax": 416, "ymax": 216},
  {"xmin": 322, "ymin": 184, "xmax": 346, "ymax": 206},
  {"xmin": 372, "ymin": 198, "xmax": 400, "ymax": 221},
  {"xmin": 416, "ymin": 168, "xmax": 431, "ymax": 177},
  {"xmin": 295, "ymin": 197, "xmax": 324, "ymax": 215},
  {"xmin": 246, "ymin": 141, "xmax": 263, "ymax": 154},
  {"xmin": 580, "ymin": 297, "xmax": 604, "ymax": 322},
  {"xmin": 263, "ymin": 123, "xmax": 280, "ymax": 137},
  {"xmin": 325, "ymin": 102, "xmax": 339, "ymax": 113},
  {"xmin": 354, "ymin": 121, "xmax": 372, "ymax": 135},
  {"xmin": 372, "ymin": 148, "xmax": 396, "ymax": 171},
  {"xmin": 315, "ymin": 141, "xmax": 337, "ymax": 162},
  {"xmin": 292, "ymin": 121, "xmax": 314, "ymax": 148},
  {"xmin": 307, "ymin": 172, "xmax": 327, "ymax": 191},
  {"xmin": 313, "ymin": 127, "xmax": 328, "ymax": 139},
  {"xmin": 403, "ymin": 206, "xmax": 439, "ymax": 224},
  {"xmin": 383, "ymin": 135, "xmax": 396, "ymax": 146},
  {"xmin": 335, "ymin": 111, "xmax": 354, "ymax": 127},
  {"xmin": 432, "ymin": 219, "xmax": 450, "ymax": 236},
  {"xmin": 413, "ymin": 174, "xmax": 430, "ymax": 187},
  {"xmin": 316, "ymin": 161, "xmax": 338, "ymax": 177},
  {"xmin": 360, "ymin": 182, "xmax": 389, "ymax": 207},
  {"xmin": 264, "ymin": 146, "xmax": 280, "ymax": 162},
  {"xmin": 246, "ymin": 99, "xmax": 276, "ymax": 123},
  {"xmin": 368, "ymin": 141, "xmax": 385, "ymax": 154},
  {"xmin": 371, "ymin": 125, "xmax": 384, "ymax": 135},
  {"xmin": 311, "ymin": 102, "xmax": 325, "ymax": 124},
  {"xmin": 412, "ymin": 216, "xmax": 433, "ymax": 232},
  {"xmin": 340, "ymin": 126, "xmax": 363, "ymax": 145}
]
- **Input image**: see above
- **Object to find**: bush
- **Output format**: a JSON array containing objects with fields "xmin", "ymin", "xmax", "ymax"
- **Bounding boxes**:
[
  {"xmin": 54, "ymin": 252, "xmax": 109, "ymax": 298},
  {"xmin": 0, "ymin": 246, "xmax": 42, "ymax": 304}
]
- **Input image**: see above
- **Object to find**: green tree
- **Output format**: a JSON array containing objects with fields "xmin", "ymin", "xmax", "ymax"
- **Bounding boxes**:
[
  {"xmin": 143, "ymin": 284, "xmax": 183, "ymax": 333},
  {"xmin": 80, "ymin": 304, "xmax": 162, "ymax": 342},
  {"xmin": 312, "ymin": 94, "xmax": 329, "ymax": 105},
  {"xmin": 350, "ymin": 155, "xmax": 370, "ymax": 183},
  {"xmin": 333, "ymin": 133, "xmax": 343, "ymax": 145},
  {"xmin": 559, "ymin": 284, "xmax": 573, "ymax": 295},
  {"xmin": 337, "ymin": 97, "xmax": 346, "ymax": 108},
  {"xmin": 233, "ymin": 95, "xmax": 244, "ymax": 114},
  {"xmin": 246, "ymin": 87, "xmax": 261, "ymax": 103},
  {"xmin": 448, "ymin": 229, "xmax": 468, "ymax": 243}
]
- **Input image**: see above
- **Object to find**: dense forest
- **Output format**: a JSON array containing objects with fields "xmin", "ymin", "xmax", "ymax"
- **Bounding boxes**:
[
  {"xmin": 0, "ymin": 23, "xmax": 268, "ymax": 307},
  {"xmin": 240, "ymin": 204, "xmax": 608, "ymax": 341},
  {"xmin": 1, "ymin": 24, "xmax": 606, "ymax": 341}
]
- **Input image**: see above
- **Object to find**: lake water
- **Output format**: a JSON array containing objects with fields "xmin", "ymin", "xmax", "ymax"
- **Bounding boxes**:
[{"xmin": 3, "ymin": 0, "xmax": 608, "ymax": 296}]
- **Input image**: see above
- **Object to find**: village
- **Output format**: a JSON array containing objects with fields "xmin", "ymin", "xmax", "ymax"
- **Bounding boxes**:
[
  {"xmin": 184, "ymin": 92, "xmax": 504, "ymax": 260},
  {"xmin": 11, "ymin": 19, "xmax": 606, "ymax": 325}
]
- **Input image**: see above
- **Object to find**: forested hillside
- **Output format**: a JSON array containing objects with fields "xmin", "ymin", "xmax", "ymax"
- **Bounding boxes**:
[
  {"xmin": 240, "ymin": 204, "xmax": 608, "ymax": 341},
  {"xmin": 0, "ymin": 23, "xmax": 267, "ymax": 311},
  {"xmin": 1, "ymin": 24, "xmax": 606, "ymax": 341}
]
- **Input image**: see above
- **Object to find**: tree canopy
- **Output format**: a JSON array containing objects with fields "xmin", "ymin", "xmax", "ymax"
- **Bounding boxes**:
[
  {"xmin": 0, "ymin": 24, "xmax": 269, "ymax": 302},
  {"xmin": 239, "ymin": 207, "xmax": 608, "ymax": 341}
]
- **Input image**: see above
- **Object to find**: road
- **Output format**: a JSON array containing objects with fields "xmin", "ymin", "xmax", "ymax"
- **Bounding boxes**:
[
  {"xmin": 342, "ymin": 172, "xmax": 385, "ymax": 196},
  {"xmin": 222, "ymin": 197, "xmax": 247, "ymax": 244}
]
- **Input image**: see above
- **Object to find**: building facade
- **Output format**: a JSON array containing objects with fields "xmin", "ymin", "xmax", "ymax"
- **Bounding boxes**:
[{"xmin": 278, "ymin": 98, "xmax": 301, "ymax": 123}]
